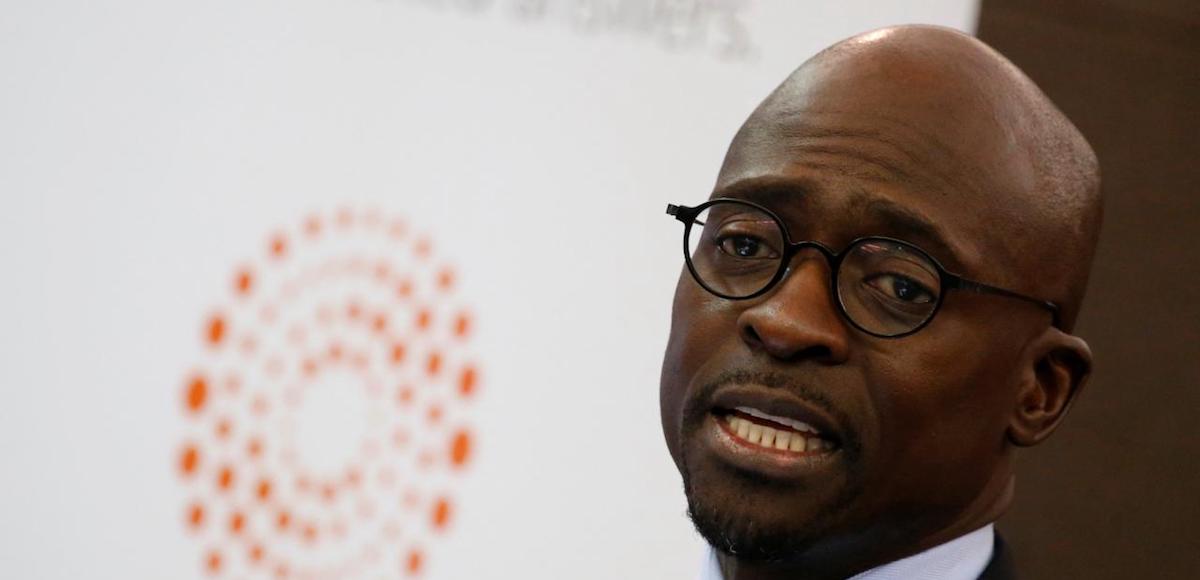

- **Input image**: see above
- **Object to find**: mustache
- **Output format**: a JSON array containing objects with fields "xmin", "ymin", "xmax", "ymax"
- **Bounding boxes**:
[{"xmin": 681, "ymin": 367, "xmax": 861, "ymax": 455}]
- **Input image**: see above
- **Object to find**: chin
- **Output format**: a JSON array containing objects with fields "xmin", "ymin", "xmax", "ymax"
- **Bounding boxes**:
[{"xmin": 681, "ymin": 458, "xmax": 863, "ymax": 563}]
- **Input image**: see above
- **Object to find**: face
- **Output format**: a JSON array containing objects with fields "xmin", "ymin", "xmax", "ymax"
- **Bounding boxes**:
[{"xmin": 660, "ymin": 66, "xmax": 1050, "ymax": 568}]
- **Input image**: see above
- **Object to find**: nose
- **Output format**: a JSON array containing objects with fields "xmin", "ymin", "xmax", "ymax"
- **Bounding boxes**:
[{"xmin": 737, "ymin": 253, "xmax": 851, "ymax": 363}]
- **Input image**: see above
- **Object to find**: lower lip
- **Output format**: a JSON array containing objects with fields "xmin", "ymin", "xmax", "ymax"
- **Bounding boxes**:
[{"xmin": 701, "ymin": 413, "xmax": 840, "ymax": 479}]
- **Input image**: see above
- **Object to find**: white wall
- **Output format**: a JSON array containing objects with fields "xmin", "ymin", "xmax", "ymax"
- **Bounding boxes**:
[{"xmin": 0, "ymin": 1, "xmax": 978, "ymax": 578}]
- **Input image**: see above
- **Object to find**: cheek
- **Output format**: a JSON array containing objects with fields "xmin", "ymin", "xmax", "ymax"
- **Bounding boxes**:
[
  {"xmin": 660, "ymin": 277, "xmax": 735, "ymax": 467},
  {"xmin": 660, "ymin": 334, "xmax": 686, "ymax": 468},
  {"xmin": 860, "ymin": 323, "xmax": 1022, "ymax": 495}
]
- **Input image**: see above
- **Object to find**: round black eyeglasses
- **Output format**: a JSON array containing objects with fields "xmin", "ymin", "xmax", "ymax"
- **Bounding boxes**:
[{"xmin": 667, "ymin": 199, "xmax": 1060, "ymax": 338}]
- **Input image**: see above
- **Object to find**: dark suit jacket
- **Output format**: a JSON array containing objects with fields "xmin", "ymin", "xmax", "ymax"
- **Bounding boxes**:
[{"xmin": 978, "ymin": 535, "xmax": 1017, "ymax": 580}]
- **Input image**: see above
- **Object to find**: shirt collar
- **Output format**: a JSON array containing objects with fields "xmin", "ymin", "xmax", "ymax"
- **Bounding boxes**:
[{"xmin": 700, "ymin": 524, "xmax": 995, "ymax": 580}]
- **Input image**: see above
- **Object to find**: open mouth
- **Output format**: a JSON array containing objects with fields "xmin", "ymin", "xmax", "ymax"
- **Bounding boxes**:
[{"xmin": 713, "ymin": 406, "xmax": 839, "ymax": 455}]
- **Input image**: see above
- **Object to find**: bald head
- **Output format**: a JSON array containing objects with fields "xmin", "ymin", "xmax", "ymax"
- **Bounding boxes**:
[{"xmin": 724, "ymin": 25, "xmax": 1101, "ymax": 328}]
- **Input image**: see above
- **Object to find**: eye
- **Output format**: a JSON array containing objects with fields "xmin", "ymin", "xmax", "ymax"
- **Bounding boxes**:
[
  {"xmin": 716, "ymin": 234, "xmax": 777, "ymax": 259},
  {"xmin": 864, "ymin": 274, "xmax": 936, "ymax": 304}
]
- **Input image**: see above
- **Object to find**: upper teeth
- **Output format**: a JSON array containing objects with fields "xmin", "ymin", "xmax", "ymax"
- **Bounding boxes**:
[
  {"xmin": 725, "ymin": 414, "xmax": 832, "ymax": 452},
  {"xmin": 734, "ymin": 406, "xmax": 821, "ymax": 435}
]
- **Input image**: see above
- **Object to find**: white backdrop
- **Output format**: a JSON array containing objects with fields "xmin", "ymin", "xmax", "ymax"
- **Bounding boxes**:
[{"xmin": 0, "ymin": 1, "xmax": 977, "ymax": 578}]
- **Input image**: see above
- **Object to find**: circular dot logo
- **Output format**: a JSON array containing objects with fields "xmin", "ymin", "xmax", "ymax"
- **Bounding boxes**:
[{"xmin": 176, "ymin": 207, "xmax": 480, "ymax": 578}]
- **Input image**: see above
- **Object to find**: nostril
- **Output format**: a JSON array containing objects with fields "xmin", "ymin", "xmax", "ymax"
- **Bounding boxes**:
[
  {"xmin": 740, "ymin": 324, "xmax": 763, "ymax": 348},
  {"xmin": 796, "ymin": 344, "xmax": 834, "ymax": 362}
]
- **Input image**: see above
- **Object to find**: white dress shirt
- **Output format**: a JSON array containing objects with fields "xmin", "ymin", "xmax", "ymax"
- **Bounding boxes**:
[{"xmin": 699, "ymin": 524, "xmax": 994, "ymax": 580}]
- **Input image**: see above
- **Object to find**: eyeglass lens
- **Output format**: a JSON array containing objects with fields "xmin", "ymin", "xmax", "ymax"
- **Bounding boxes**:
[{"xmin": 684, "ymin": 201, "xmax": 944, "ymax": 336}]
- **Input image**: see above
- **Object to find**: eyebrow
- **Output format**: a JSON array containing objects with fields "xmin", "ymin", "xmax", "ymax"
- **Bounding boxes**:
[
  {"xmin": 848, "ymin": 193, "xmax": 966, "ymax": 272},
  {"xmin": 711, "ymin": 177, "xmax": 967, "ymax": 272},
  {"xmin": 711, "ymin": 175, "xmax": 814, "ymax": 203}
]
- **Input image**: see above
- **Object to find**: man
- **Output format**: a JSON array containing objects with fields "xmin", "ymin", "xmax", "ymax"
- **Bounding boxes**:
[{"xmin": 659, "ymin": 25, "xmax": 1101, "ymax": 580}]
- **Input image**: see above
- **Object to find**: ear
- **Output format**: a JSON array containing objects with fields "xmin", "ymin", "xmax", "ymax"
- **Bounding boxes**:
[{"xmin": 1008, "ymin": 328, "xmax": 1093, "ymax": 447}]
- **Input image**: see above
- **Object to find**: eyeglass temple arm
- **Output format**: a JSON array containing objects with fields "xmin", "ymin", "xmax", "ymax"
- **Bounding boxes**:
[{"xmin": 947, "ymin": 276, "xmax": 1062, "ymax": 328}]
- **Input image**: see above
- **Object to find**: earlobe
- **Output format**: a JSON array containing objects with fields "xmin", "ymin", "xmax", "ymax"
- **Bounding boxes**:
[{"xmin": 1008, "ymin": 329, "xmax": 1093, "ymax": 447}]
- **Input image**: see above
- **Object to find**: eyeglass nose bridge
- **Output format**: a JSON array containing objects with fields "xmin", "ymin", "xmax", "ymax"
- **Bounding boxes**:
[
  {"xmin": 737, "ymin": 239, "xmax": 844, "ymax": 304},
  {"xmin": 783, "ymin": 239, "xmax": 840, "ymax": 261},
  {"xmin": 774, "ymin": 239, "xmax": 841, "ymax": 282}
]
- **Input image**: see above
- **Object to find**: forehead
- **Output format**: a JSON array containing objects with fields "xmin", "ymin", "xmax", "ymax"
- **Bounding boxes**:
[
  {"xmin": 712, "ymin": 108, "xmax": 1035, "ymax": 281},
  {"xmin": 709, "ymin": 49, "xmax": 1046, "ymax": 281}
]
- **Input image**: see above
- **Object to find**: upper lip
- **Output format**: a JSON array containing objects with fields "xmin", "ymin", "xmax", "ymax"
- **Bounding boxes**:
[{"xmin": 708, "ymin": 384, "xmax": 844, "ymax": 444}]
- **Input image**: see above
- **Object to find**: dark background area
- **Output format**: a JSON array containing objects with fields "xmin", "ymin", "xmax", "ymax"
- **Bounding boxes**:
[{"xmin": 976, "ymin": 0, "xmax": 1199, "ymax": 578}]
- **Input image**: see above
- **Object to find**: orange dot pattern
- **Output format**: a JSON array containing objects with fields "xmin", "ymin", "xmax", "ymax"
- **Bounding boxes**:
[
  {"xmin": 177, "ymin": 207, "xmax": 480, "ymax": 578},
  {"xmin": 186, "ymin": 376, "xmax": 209, "ymax": 414}
]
